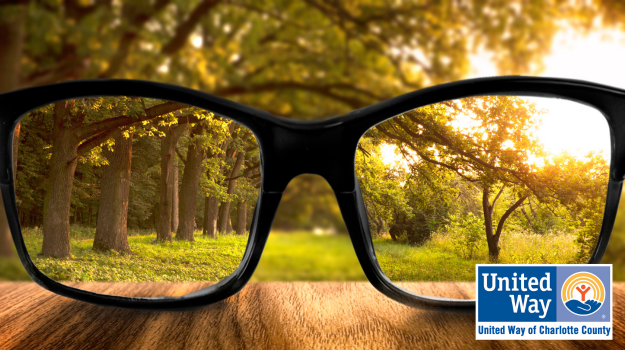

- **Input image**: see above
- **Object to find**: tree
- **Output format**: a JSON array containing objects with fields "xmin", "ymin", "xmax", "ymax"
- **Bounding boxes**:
[
  {"xmin": 364, "ymin": 96, "xmax": 608, "ymax": 260},
  {"xmin": 195, "ymin": 120, "xmax": 259, "ymax": 237},
  {"xmin": 0, "ymin": 3, "xmax": 26, "ymax": 257},
  {"xmin": 9, "ymin": 0, "xmax": 623, "ymax": 256},
  {"xmin": 218, "ymin": 131, "xmax": 250, "ymax": 234},
  {"xmin": 176, "ymin": 124, "xmax": 206, "ymax": 241},
  {"xmin": 155, "ymin": 124, "xmax": 188, "ymax": 242},
  {"xmin": 171, "ymin": 155, "xmax": 179, "ymax": 234},
  {"xmin": 201, "ymin": 120, "xmax": 236, "ymax": 237},
  {"xmin": 93, "ymin": 131, "xmax": 133, "ymax": 253},
  {"xmin": 235, "ymin": 200, "xmax": 246, "ymax": 235},
  {"xmin": 232, "ymin": 152, "xmax": 261, "ymax": 235},
  {"xmin": 355, "ymin": 139, "xmax": 411, "ymax": 237},
  {"xmin": 39, "ymin": 98, "xmax": 187, "ymax": 257}
]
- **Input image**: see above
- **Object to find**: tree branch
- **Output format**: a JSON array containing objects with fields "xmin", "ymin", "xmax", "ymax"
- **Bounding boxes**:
[
  {"xmin": 77, "ymin": 101, "xmax": 188, "ymax": 140},
  {"xmin": 76, "ymin": 128, "xmax": 123, "ymax": 158},
  {"xmin": 357, "ymin": 144, "xmax": 370, "ymax": 157},
  {"xmin": 377, "ymin": 125, "xmax": 478, "ymax": 182},
  {"xmin": 403, "ymin": 112, "xmax": 529, "ymax": 180},
  {"xmin": 175, "ymin": 147, "xmax": 187, "ymax": 165},
  {"xmin": 492, "ymin": 184, "xmax": 506, "ymax": 209},
  {"xmin": 76, "ymin": 112, "xmax": 198, "ymax": 157},
  {"xmin": 98, "ymin": 0, "xmax": 172, "ymax": 78},
  {"xmin": 223, "ymin": 165, "xmax": 260, "ymax": 181},
  {"xmin": 161, "ymin": 0, "xmax": 220, "ymax": 55},
  {"xmin": 521, "ymin": 207, "xmax": 533, "ymax": 227},
  {"xmin": 494, "ymin": 196, "xmax": 528, "ymax": 240}
]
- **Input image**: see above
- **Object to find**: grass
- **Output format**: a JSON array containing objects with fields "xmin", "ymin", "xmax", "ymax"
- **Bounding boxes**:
[
  {"xmin": 0, "ymin": 256, "xmax": 31, "ymax": 281},
  {"xmin": 373, "ymin": 239, "xmax": 478, "ymax": 281},
  {"xmin": 23, "ymin": 226, "xmax": 248, "ymax": 282},
  {"xmin": 0, "ymin": 226, "xmax": 591, "ymax": 283},
  {"xmin": 15, "ymin": 227, "xmax": 366, "ymax": 282},
  {"xmin": 373, "ymin": 230, "xmax": 580, "ymax": 282},
  {"xmin": 251, "ymin": 231, "xmax": 366, "ymax": 281}
]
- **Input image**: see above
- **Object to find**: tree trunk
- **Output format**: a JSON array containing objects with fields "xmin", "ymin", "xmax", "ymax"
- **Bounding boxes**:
[
  {"xmin": 203, "ymin": 196, "xmax": 219, "ymax": 237},
  {"xmin": 0, "ymin": 4, "xmax": 26, "ymax": 258},
  {"xmin": 217, "ymin": 133, "xmax": 249, "ymax": 234},
  {"xmin": 93, "ymin": 132, "xmax": 133, "ymax": 253},
  {"xmin": 171, "ymin": 155, "xmax": 179, "ymax": 234},
  {"xmin": 155, "ymin": 124, "xmax": 187, "ymax": 242},
  {"xmin": 482, "ymin": 188, "xmax": 499, "ymax": 261},
  {"xmin": 176, "ymin": 129, "xmax": 205, "ymax": 241},
  {"xmin": 482, "ymin": 186, "xmax": 528, "ymax": 262},
  {"xmin": 41, "ymin": 103, "xmax": 80, "ymax": 258},
  {"xmin": 202, "ymin": 121, "xmax": 236, "ymax": 237},
  {"xmin": 521, "ymin": 208, "xmax": 533, "ymax": 226},
  {"xmin": 226, "ymin": 214, "xmax": 233, "ymax": 234},
  {"xmin": 493, "ymin": 195, "xmax": 528, "ymax": 241},
  {"xmin": 375, "ymin": 217, "xmax": 384, "ymax": 236},
  {"xmin": 236, "ymin": 201, "xmax": 246, "ymax": 235}
]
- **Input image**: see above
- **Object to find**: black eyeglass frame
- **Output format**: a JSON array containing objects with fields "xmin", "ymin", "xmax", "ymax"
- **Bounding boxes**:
[{"xmin": 2, "ymin": 76, "xmax": 624, "ymax": 312}]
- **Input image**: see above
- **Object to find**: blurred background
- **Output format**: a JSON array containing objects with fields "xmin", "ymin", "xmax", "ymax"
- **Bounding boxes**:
[{"xmin": 1, "ymin": 0, "xmax": 625, "ymax": 281}]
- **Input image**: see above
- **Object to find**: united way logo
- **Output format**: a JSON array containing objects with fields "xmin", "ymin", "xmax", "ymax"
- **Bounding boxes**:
[
  {"xmin": 561, "ymin": 272, "xmax": 605, "ymax": 316},
  {"xmin": 476, "ymin": 264, "xmax": 612, "ymax": 340}
]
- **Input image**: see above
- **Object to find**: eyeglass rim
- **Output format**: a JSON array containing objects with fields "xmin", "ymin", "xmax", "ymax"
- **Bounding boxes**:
[{"xmin": 2, "ymin": 75, "xmax": 624, "ymax": 311}]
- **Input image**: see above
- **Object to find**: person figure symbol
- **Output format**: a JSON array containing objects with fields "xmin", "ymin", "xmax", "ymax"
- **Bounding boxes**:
[{"xmin": 576, "ymin": 284, "xmax": 591, "ymax": 302}]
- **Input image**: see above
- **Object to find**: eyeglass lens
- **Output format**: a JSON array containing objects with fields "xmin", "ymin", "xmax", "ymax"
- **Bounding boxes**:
[
  {"xmin": 357, "ymin": 96, "xmax": 610, "ymax": 299},
  {"xmin": 15, "ymin": 97, "xmax": 261, "ymax": 297}
]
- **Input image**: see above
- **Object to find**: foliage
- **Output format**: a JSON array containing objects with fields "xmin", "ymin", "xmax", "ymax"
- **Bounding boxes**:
[
  {"xmin": 19, "ymin": 0, "xmax": 585, "ymax": 113},
  {"xmin": 8, "ymin": 226, "xmax": 584, "ymax": 283},
  {"xmin": 449, "ymin": 213, "xmax": 483, "ymax": 259},
  {"xmin": 9, "ymin": 0, "xmax": 618, "ymax": 239},
  {"xmin": 355, "ymin": 139, "xmax": 411, "ymax": 236},
  {"xmin": 4, "ymin": 0, "xmax": 621, "ymax": 273},
  {"xmin": 16, "ymin": 97, "xmax": 260, "ymax": 237},
  {"xmin": 499, "ymin": 231, "xmax": 580, "ymax": 265},
  {"xmin": 23, "ymin": 226, "xmax": 247, "ymax": 283},
  {"xmin": 359, "ymin": 96, "xmax": 609, "ymax": 260},
  {"xmin": 374, "ymin": 229, "xmax": 580, "ymax": 282}
]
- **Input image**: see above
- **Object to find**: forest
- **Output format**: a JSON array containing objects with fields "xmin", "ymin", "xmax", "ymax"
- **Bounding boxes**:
[
  {"xmin": 14, "ymin": 93, "xmax": 610, "ymax": 286},
  {"xmin": 16, "ymin": 97, "xmax": 260, "ymax": 284},
  {"xmin": 357, "ymin": 95, "xmax": 610, "ymax": 281},
  {"xmin": 2, "ymin": 0, "xmax": 625, "ymax": 284}
]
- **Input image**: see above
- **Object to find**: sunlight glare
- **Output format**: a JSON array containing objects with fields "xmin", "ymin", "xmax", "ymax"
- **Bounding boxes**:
[
  {"xmin": 380, "ymin": 143, "xmax": 402, "ymax": 166},
  {"xmin": 191, "ymin": 34, "xmax": 203, "ymax": 48},
  {"xmin": 467, "ymin": 26, "xmax": 621, "ymax": 163}
]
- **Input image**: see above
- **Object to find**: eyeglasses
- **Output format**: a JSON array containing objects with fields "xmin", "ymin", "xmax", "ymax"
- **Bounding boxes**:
[{"xmin": 3, "ymin": 76, "xmax": 622, "ymax": 311}]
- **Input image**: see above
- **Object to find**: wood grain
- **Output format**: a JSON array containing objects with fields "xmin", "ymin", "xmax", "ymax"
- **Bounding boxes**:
[{"xmin": 0, "ymin": 282, "xmax": 622, "ymax": 349}]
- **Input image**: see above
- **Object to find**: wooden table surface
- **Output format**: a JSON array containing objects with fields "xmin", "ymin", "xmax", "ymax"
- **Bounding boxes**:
[{"xmin": 0, "ymin": 282, "xmax": 622, "ymax": 349}]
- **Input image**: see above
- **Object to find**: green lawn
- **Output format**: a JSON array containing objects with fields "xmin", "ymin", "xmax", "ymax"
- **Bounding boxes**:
[
  {"xmin": 373, "ymin": 230, "xmax": 580, "ymax": 282},
  {"xmin": 0, "ymin": 226, "xmax": 604, "ymax": 283},
  {"xmin": 0, "ymin": 256, "xmax": 30, "ymax": 281},
  {"xmin": 251, "ymin": 232, "xmax": 366, "ymax": 281},
  {"xmin": 13, "ymin": 227, "xmax": 368, "ymax": 282},
  {"xmin": 24, "ymin": 227, "xmax": 247, "ymax": 283},
  {"xmin": 373, "ymin": 239, "xmax": 480, "ymax": 281}
]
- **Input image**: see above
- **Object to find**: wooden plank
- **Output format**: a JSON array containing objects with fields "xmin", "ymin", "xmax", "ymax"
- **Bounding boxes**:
[{"xmin": 0, "ymin": 282, "xmax": 621, "ymax": 349}]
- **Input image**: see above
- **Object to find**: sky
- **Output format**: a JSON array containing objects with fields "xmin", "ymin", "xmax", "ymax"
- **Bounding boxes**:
[{"xmin": 381, "ymin": 26, "xmax": 623, "ymax": 167}]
